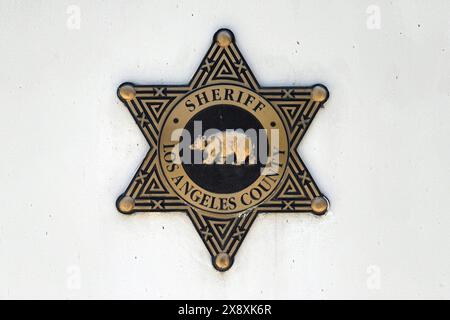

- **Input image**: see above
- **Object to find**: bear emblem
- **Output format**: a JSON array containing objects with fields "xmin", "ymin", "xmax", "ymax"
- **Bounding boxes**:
[{"xmin": 190, "ymin": 131, "xmax": 256, "ymax": 165}]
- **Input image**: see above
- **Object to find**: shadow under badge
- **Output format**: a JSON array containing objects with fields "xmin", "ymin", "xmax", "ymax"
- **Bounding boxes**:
[{"xmin": 116, "ymin": 29, "xmax": 330, "ymax": 271}]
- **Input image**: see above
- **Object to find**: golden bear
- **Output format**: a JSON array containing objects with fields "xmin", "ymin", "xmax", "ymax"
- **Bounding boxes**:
[{"xmin": 190, "ymin": 131, "xmax": 256, "ymax": 165}]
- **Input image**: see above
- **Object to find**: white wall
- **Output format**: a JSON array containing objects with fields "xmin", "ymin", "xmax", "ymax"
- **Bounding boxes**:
[{"xmin": 0, "ymin": 0, "xmax": 449, "ymax": 299}]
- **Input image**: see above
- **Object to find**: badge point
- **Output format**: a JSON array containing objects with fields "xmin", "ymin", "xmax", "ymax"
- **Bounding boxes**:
[
  {"xmin": 118, "ymin": 84, "xmax": 136, "ymax": 101},
  {"xmin": 311, "ymin": 84, "xmax": 329, "ymax": 102},
  {"xmin": 311, "ymin": 196, "xmax": 329, "ymax": 215},
  {"xmin": 117, "ymin": 195, "xmax": 135, "ymax": 214},
  {"xmin": 214, "ymin": 253, "xmax": 232, "ymax": 272},
  {"xmin": 214, "ymin": 29, "xmax": 234, "ymax": 47}
]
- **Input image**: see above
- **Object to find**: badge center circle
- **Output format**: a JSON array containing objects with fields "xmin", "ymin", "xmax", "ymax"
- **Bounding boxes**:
[
  {"xmin": 183, "ymin": 105, "xmax": 264, "ymax": 194},
  {"xmin": 159, "ymin": 84, "xmax": 289, "ymax": 215}
]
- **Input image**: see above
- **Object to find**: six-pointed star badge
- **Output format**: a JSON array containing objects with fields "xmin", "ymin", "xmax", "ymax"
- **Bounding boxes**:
[{"xmin": 116, "ymin": 29, "xmax": 330, "ymax": 271}]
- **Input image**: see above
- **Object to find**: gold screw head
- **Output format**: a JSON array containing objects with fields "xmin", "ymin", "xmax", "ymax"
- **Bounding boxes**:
[
  {"xmin": 214, "ymin": 29, "xmax": 233, "ymax": 47},
  {"xmin": 311, "ymin": 196, "xmax": 329, "ymax": 215},
  {"xmin": 118, "ymin": 84, "xmax": 136, "ymax": 101},
  {"xmin": 117, "ymin": 196, "xmax": 135, "ymax": 214},
  {"xmin": 214, "ymin": 253, "xmax": 232, "ymax": 271},
  {"xmin": 311, "ymin": 85, "xmax": 329, "ymax": 102}
]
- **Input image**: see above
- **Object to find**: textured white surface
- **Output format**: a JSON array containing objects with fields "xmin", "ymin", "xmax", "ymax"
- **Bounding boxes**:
[{"xmin": 0, "ymin": 0, "xmax": 449, "ymax": 299}]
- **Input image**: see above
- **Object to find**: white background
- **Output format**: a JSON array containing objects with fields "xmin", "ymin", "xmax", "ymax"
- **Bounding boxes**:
[{"xmin": 0, "ymin": 0, "xmax": 449, "ymax": 299}]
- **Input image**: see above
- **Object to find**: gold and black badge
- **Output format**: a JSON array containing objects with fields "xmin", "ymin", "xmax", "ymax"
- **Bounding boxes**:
[{"xmin": 116, "ymin": 29, "xmax": 330, "ymax": 271}]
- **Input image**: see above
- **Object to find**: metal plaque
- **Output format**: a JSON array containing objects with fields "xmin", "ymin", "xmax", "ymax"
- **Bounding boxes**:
[{"xmin": 116, "ymin": 29, "xmax": 329, "ymax": 271}]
